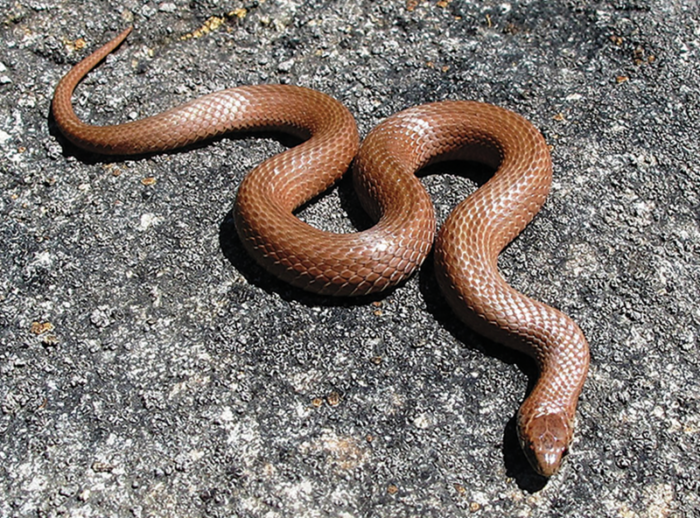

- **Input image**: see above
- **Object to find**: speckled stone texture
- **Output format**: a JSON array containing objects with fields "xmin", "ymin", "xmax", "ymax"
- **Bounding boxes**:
[{"xmin": 1, "ymin": 1, "xmax": 699, "ymax": 516}]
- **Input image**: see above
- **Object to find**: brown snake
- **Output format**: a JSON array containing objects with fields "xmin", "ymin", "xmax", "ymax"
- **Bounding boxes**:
[{"xmin": 52, "ymin": 27, "xmax": 589, "ymax": 477}]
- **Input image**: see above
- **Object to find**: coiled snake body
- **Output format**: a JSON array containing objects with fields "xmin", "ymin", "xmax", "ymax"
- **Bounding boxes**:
[{"xmin": 52, "ymin": 28, "xmax": 589, "ymax": 477}]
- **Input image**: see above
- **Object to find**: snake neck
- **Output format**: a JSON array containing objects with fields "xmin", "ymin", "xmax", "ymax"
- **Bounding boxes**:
[{"xmin": 516, "ymin": 320, "xmax": 589, "ymax": 476}]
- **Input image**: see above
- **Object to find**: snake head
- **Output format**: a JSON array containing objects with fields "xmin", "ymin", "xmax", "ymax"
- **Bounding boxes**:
[{"xmin": 517, "ymin": 410, "xmax": 573, "ymax": 478}]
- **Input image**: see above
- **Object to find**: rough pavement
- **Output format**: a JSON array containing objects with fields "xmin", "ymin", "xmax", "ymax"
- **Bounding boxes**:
[{"xmin": 1, "ymin": 1, "xmax": 699, "ymax": 516}]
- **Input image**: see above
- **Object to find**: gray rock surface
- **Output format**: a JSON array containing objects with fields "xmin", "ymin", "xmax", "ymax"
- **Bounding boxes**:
[{"xmin": 1, "ymin": 0, "xmax": 699, "ymax": 516}]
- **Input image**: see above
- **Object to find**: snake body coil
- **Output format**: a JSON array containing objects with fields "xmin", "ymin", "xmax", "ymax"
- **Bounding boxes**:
[{"xmin": 52, "ymin": 28, "xmax": 589, "ymax": 477}]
